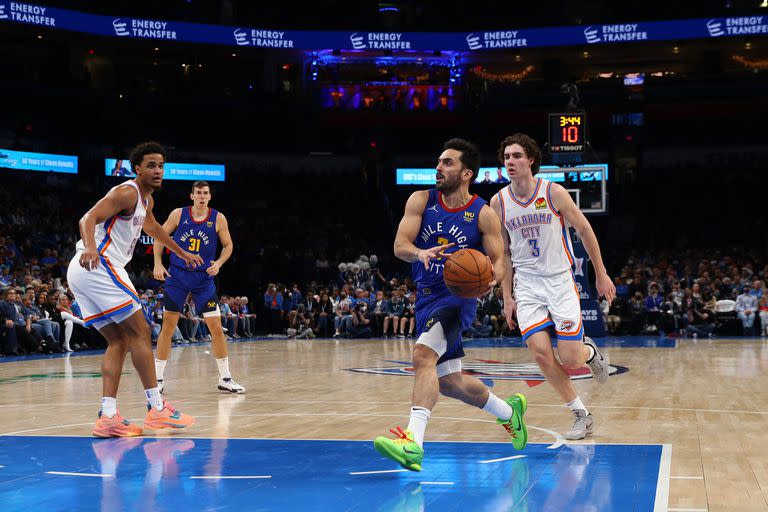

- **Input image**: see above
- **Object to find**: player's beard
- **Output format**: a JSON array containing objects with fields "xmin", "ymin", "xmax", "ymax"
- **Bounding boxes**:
[{"xmin": 436, "ymin": 174, "xmax": 461, "ymax": 193}]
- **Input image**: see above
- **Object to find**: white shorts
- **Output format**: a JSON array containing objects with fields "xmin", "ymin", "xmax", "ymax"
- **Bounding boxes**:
[
  {"xmin": 514, "ymin": 270, "xmax": 583, "ymax": 342},
  {"xmin": 67, "ymin": 252, "xmax": 142, "ymax": 328}
]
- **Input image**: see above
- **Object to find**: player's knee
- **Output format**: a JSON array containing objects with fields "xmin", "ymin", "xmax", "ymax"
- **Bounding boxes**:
[
  {"xmin": 530, "ymin": 346, "xmax": 556, "ymax": 368},
  {"xmin": 412, "ymin": 344, "xmax": 438, "ymax": 369},
  {"xmin": 559, "ymin": 352, "xmax": 583, "ymax": 369},
  {"xmin": 439, "ymin": 377, "xmax": 460, "ymax": 398}
]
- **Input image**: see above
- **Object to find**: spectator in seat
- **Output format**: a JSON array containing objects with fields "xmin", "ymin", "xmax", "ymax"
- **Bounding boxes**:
[
  {"xmin": 315, "ymin": 292, "xmax": 334, "ymax": 337},
  {"xmin": 333, "ymin": 291, "xmax": 353, "ymax": 338},
  {"xmin": 484, "ymin": 288, "xmax": 507, "ymax": 336},
  {"xmin": 56, "ymin": 294, "xmax": 86, "ymax": 352},
  {"xmin": 628, "ymin": 292, "xmax": 646, "ymax": 335},
  {"xmin": 686, "ymin": 296, "xmax": 715, "ymax": 338},
  {"xmin": 0, "ymin": 287, "xmax": 22, "ymax": 355},
  {"xmin": 644, "ymin": 284, "xmax": 663, "ymax": 333},
  {"xmin": 758, "ymin": 296, "xmax": 768, "ymax": 337},
  {"xmin": 399, "ymin": 293, "xmax": 416, "ymax": 338},
  {"xmin": 735, "ymin": 285, "xmax": 758, "ymax": 335}
]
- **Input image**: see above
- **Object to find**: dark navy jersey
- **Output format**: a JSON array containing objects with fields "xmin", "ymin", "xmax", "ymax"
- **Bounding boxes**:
[
  {"xmin": 170, "ymin": 207, "xmax": 219, "ymax": 272},
  {"xmin": 411, "ymin": 189, "xmax": 486, "ymax": 295}
]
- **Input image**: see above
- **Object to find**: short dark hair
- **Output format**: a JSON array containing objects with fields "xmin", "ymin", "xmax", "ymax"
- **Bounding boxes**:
[
  {"xmin": 444, "ymin": 138, "xmax": 480, "ymax": 182},
  {"xmin": 498, "ymin": 133, "xmax": 542, "ymax": 175},
  {"xmin": 129, "ymin": 141, "xmax": 166, "ymax": 169},
  {"xmin": 192, "ymin": 180, "xmax": 210, "ymax": 192}
]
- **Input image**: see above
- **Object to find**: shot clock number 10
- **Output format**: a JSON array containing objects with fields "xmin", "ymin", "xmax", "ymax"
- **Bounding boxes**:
[{"xmin": 548, "ymin": 113, "xmax": 587, "ymax": 153}]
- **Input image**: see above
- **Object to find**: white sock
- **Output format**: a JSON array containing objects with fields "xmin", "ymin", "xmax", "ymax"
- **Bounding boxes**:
[
  {"xmin": 406, "ymin": 406, "xmax": 431, "ymax": 448},
  {"xmin": 585, "ymin": 343, "xmax": 596, "ymax": 363},
  {"xmin": 101, "ymin": 397, "xmax": 117, "ymax": 418},
  {"xmin": 155, "ymin": 358, "xmax": 167, "ymax": 381},
  {"xmin": 566, "ymin": 396, "xmax": 588, "ymax": 415},
  {"xmin": 216, "ymin": 357, "xmax": 231, "ymax": 380},
  {"xmin": 145, "ymin": 387, "xmax": 164, "ymax": 411},
  {"xmin": 482, "ymin": 393, "xmax": 514, "ymax": 420}
]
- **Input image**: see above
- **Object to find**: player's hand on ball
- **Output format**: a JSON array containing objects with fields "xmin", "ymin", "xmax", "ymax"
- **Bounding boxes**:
[
  {"xmin": 79, "ymin": 248, "xmax": 100, "ymax": 271},
  {"xmin": 179, "ymin": 251, "xmax": 204, "ymax": 268},
  {"xmin": 504, "ymin": 298, "xmax": 517, "ymax": 329},
  {"xmin": 417, "ymin": 242, "xmax": 456, "ymax": 270},
  {"xmin": 206, "ymin": 260, "xmax": 220, "ymax": 276},
  {"xmin": 153, "ymin": 264, "xmax": 170, "ymax": 281}
]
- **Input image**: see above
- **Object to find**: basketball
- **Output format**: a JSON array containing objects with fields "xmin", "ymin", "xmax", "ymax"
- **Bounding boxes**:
[{"xmin": 443, "ymin": 248, "xmax": 493, "ymax": 298}]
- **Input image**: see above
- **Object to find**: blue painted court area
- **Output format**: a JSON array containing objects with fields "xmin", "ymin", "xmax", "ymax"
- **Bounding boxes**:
[{"xmin": 0, "ymin": 436, "xmax": 665, "ymax": 511}]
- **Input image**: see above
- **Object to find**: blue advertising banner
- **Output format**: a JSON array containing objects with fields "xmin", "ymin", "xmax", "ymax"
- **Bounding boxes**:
[
  {"xmin": 0, "ymin": 148, "xmax": 78, "ymax": 173},
  {"xmin": 0, "ymin": 2, "xmax": 766, "ymax": 51},
  {"xmin": 105, "ymin": 158, "xmax": 225, "ymax": 181},
  {"xmin": 396, "ymin": 164, "xmax": 608, "ymax": 185},
  {"xmin": 570, "ymin": 231, "xmax": 607, "ymax": 337}
]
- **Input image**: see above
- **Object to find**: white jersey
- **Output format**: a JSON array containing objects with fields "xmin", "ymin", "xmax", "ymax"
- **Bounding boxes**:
[
  {"xmin": 496, "ymin": 177, "xmax": 574, "ymax": 277},
  {"xmin": 76, "ymin": 180, "xmax": 147, "ymax": 268}
]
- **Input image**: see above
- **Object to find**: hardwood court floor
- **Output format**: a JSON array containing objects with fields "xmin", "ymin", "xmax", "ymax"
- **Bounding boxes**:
[{"xmin": 0, "ymin": 336, "xmax": 767, "ymax": 511}]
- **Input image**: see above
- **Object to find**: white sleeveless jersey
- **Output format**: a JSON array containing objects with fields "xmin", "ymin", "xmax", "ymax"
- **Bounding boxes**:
[
  {"xmin": 76, "ymin": 180, "xmax": 147, "ymax": 268},
  {"xmin": 496, "ymin": 178, "xmax": 574, "ymax": 276}
]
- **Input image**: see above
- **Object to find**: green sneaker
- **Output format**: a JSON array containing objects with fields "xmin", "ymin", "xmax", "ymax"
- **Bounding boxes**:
[
  {"xmin": 373, "ymin": 426, "xmax": 424, "ymax": 472},
  {"xmin": 496, "ymin": 393, "xmax": 528, "ymax": 450}
]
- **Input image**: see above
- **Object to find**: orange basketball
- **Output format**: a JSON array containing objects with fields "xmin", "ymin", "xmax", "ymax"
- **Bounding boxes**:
[{"xmin": 443, "ymin": 248, "xmax": 493, "ymax": 299}]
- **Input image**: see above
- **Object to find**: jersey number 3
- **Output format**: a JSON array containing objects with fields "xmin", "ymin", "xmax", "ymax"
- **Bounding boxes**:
[{"xmin": 528, "ymin": 239, "xmax": 540, "ymax": 257}]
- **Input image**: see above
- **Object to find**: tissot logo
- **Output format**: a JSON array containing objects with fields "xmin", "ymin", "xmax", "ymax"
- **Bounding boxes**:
[
  {"xmin": 113, "ymin": 18, "xmax": 130, "ymax": 36},
  {"xmin": 347, "ymin": 359, "xmax": 627, "ymax": 386}
]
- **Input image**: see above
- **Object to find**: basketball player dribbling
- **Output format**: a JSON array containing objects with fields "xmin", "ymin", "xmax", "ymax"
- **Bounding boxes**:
[
  {"xmin": 491, "ymin": 133, "xmax": 615, "ymax": 440},
  {"xmin": 374, "ymin": 138, "xmax": 527, "ymax": 472},
  {"xmin": 152, "ymin": 181, "xmax": 245, "ymax": 394},
  {"xmin": 67, "ymin": 142, "xmax": 201, "ymax": 437}
]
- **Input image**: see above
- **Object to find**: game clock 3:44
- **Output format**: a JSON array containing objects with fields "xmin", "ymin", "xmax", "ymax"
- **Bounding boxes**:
[{"xmin": 548, "ymin": 113, "xmax": 587, "ymax": 153}]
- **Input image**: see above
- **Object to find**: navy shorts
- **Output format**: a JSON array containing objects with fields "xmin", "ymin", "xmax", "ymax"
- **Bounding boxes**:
[
  {"xmin": 416, "ymin": 290, "xmax": 476, "ymax": 365},
  {"xmin": 163, "ymin": 267, "xmax": 218, "ymax": 314}
]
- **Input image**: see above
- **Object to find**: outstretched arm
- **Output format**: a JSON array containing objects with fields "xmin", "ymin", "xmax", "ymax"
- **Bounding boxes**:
[
  {"xmin": 550, "ymin": 183, "xmax": 616, "ymax": 303},
  {"xmin": 152, "ymin": 208, "xmax": 181, "ymax": 280}
]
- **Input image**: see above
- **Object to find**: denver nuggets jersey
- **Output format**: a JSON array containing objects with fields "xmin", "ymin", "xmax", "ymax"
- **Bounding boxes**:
[
  {"xmin": 497, "ymin": 178, "xmax": 574, "ymax": 276},
  {"xmin": 170, "ymin": 207, "xmax": 219, "ymax": 272},
  {"xmin": 76, "ymin": 180, "xmax": 146, "ymax": 268},
  {"xmin": 412, "ymin": 189, "xmax": 485, "ymax": 296}
]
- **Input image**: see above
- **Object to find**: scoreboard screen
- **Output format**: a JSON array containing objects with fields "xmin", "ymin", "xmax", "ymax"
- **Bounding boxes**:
[{"xmin": 548, "ymin": 113, "xmax": 587, "ymax": 153}]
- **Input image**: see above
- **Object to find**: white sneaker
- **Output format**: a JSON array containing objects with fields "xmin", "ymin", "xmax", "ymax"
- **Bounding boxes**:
[
  {"xmin": 218, "ymin": 377, "xmax": 245, "ymax": 394},
  {"xmin": 565, "ymin": 409, "xmax": 594, "ymax": 440},
  {"xmin": 584, "ymin": 336, "xmax": 610, "ymax": 384}
]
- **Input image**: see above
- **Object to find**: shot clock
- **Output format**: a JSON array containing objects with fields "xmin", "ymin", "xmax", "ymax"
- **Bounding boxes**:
[{"xmin": 548, "ymin": 113, "xmax": 587, "ymax": 153}]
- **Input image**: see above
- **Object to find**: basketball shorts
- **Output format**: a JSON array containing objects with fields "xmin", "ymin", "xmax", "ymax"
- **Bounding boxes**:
[
  {"xmin": 415, "ymin": 289, "xmax": 476, "ymax": 371},
  {"xmin": 514, "ymin": 269, "xmax": 583, "ymax": 343},
  {"xmin": 67, "ymin": 252, "xmax": 142, "ymax": 328},
  {"xmin": 163, "ymin": 266, "xmax": 220, "ymax": 317}
]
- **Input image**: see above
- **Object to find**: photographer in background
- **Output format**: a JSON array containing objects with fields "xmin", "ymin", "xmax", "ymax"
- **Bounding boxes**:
[{"xmin": 348, "ymin": 301, "xmax": 372, "ymax": 338}]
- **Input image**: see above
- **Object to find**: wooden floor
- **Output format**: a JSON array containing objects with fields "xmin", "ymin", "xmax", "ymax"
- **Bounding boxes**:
[{"xmin": 1, "ymin": 336, "xmax": 767, "ymax": 512}]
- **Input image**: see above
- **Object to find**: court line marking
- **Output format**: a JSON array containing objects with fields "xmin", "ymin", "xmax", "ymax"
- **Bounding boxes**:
[
  {"xmin": 653, "ymin": 444, "xmax": 672, "ymax": 512},
  {"xmin": 420, "ymin": 481, "xmax": 454, "ymax": 485},
  {"xmin": 0, "ymin": 401, "xmax": 763, "ymax": 416},
  {"xmin": 190, "ymin": 475, "xmax": 271, "ymax": 479},
  {"xmin": 478, "ymin": 454, "xmax": 526, "ymax": 464},
  {"xmin": 349, "ymin": 469, "xmax": 408, "ymax": 475},
  {"xmin": 670, "ymin": 476, "xmax": 703, "ymax": 480},
  {"xmin": 0, "ymin": 414, "xmax": 566, "ymax": 449},
  {"xmin": 46, "ymin": 471, "xmax": 112, "ymax": 478}
]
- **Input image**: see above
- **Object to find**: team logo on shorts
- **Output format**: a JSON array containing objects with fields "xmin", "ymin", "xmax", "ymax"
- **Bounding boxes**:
[
  {"xmin": 534, "ymin": 198, "xmax": 547, "ymax": 210},
  {"xmin": 347, "ymin": 359, "xmax": 627, "ymax": 386},
  {"xmin": 559, "ymin": 320, "xmax": 575, "ymax": 331},
  {"xmin": 463, "ymin": 211, "xmax": 476, "ymax": 223},
  {"xmin": 207, "ymin": 300, "xmax": 217, "ymax": 309}
]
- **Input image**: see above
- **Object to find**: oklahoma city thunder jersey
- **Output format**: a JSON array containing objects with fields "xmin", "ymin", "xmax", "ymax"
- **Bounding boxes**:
[
  {"xmin": 497, "ymin": 178, "xmax": 574, "ymax": 276},
  {"xmin": 76, "ymin": 180, "xmax": 146, "ymax": 268},
  {"xmin": 170, "ymin": 207, "xmax": 219, "ymax": 272}
]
